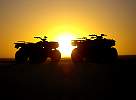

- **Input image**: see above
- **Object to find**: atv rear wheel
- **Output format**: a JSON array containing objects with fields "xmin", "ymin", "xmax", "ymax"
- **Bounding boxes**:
[
  {"xmin": 15, "ymin": 48, "xmax": 29, "ymax": 64},
  {"xmin": 71, "ymin": 48, "xmax": 83, "ymax": 63}
]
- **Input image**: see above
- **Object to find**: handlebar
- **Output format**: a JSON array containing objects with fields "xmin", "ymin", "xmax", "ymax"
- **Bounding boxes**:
[
  {"xmin": 34, "ymin": 36, "xmax": 42, "ymax": 39},
  {"xmin": 101, "ymin": 34, "xmax": 107, "ymax": 36},
  {"xmin": 89, "ymin": 34, "xmax": 107, "ymax": 37},
  {"xmin": 89, "ymin": 34, "xmax": 97, "ymax": 36},
  {"xmin": 34, "ymin": 36, "xmax": 48, "ymax": 41}
]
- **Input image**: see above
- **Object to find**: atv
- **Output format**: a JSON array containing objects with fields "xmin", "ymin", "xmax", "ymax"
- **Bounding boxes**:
[
  {"xmin": 71, "ymin": 34, "xmax": 118, "ymax": 63},
  {"xmin": 14, "ymin": 36, "xmax": 61, "ymax": 64}
]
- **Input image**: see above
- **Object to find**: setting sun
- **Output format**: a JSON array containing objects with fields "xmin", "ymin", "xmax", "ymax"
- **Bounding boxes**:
[
  {"xmin": 0, "ymin": 0, "xmax": 136, "ymax": 58},
  {"xmin": 57, "ymin": 33, "xmax": 75, "ymax": 57}
]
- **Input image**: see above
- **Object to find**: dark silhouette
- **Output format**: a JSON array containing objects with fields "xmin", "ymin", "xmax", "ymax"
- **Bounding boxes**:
[
  {"xmin": 71, "ymin": 34, "xmax": 118, "ymax": 63},
  {"xmin": 14, "ymin": 36, "xmax": 61, "ymax": 64}
]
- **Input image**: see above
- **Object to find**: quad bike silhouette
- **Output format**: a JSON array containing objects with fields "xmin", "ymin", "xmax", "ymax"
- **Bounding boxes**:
[
  {"xmin": 14, "ymin": 36, "xmax": 61, "ymax": 64},
  {"xmin": 71, "ymin": 34, "xmax": 118, "ymax": 63}
]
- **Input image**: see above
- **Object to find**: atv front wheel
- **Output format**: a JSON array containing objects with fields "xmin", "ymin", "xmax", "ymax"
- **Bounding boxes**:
[{"xmin": 50, "ymin": 50, "xmax": 61, "ymax": 62}]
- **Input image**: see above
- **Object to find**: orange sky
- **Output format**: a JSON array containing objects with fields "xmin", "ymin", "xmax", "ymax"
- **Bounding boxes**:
[{"xmin": 0, "ymin": 0, "xmax": 136, "ymax": 58}]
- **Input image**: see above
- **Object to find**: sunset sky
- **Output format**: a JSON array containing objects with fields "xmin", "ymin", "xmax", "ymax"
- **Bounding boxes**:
[{"xmin": 0, "ymin": 0, "xmax": 136, "ymax": 58}]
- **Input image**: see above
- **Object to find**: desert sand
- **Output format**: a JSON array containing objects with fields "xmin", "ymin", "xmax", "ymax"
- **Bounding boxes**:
[{"xmin": 0, "ymin": 56, "xmax": 135, "ymax": 100}]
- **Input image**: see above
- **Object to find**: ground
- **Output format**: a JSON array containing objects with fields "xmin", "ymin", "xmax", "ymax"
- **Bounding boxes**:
[{"xmin": 0, "ymin": 56, "xmax": 135, "ymax": 100}]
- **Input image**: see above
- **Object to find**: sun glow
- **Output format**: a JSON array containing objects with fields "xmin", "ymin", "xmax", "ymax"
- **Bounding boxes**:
[{"xmin": 57, "ymin": 33, "xmax": 75, "ymax": 57}]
